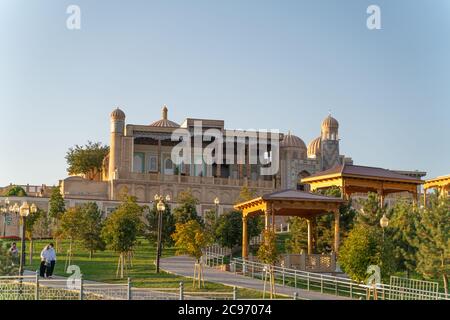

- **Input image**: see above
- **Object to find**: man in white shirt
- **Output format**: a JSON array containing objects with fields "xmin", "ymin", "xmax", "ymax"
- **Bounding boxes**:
[
  {"xmin": 46, "ymin": 243, "xmax": 57, "ymax": 278},
  {"xmin": 39, "ymin": 245, "xmax": 50, "ymax": 277}
]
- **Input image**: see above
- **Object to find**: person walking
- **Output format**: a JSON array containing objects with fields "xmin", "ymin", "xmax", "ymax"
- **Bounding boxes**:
[
  {"xmin": 46, "ymin": 243, "xmax": 56, "ymax": 278},
  {"xmin": 9, "ymin": 242, "xmax": 19, "ymax": 265},
  {"xmin": 39, "ymin": 244, "xmax": 50, "ymax": 278}
]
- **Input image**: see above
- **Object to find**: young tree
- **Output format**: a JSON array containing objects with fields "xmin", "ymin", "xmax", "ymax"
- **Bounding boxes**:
[
  {"xmin": 78, "ymin": 203, "xmax": 105, "ymax": 259},
  {"xmin": 48, "ymin": 187, "xmax": 66, "ymax": 252},
  {"xmin": 171, "ymin": 220, "xmax": 212, "ymax": 288},
  {"xmin": 25, "ymin": 208, "xmax": 43, "ymax": 264},
  {"xmin": 172, "ymin": 189, "xmax": 201, "ymax": 224},
  {"xmin": 338, "ymin": 224, "xmax": 396, "ymax": 282},
  {"xmin": 65, "ymin": 141, "xmax": 109, "ymax": 180},
  {"xmin": 214, "ymin": 211, "xmax": 262, "ymax": 254},
  {"xmin": 0, "ymin": 242, "xmax": 18, "ymax": 276},
  {"xmin": 257, "ymin": 229, "xmax": 279, "ymax": 299},
  {"xmin": 59, "ymin": 206, "xmax": 83, "ymax": 267},
  {"xmin": 356, "ymin": 192, "xmax": 385, "ymax": 227},
  {"xmin": 285, "ymin": 217, "xmax": 308, "ymax": 254},
  {"xmin": 414, "ymin": 195, "xmax": 449, "ymax": 296},
  {"xmin": 101, "ymin": 196, "xmax": 143, "ymax": 278},
  {"xmin": 145, "ymin": 201, "xmax": 175, "ymax": 247}
]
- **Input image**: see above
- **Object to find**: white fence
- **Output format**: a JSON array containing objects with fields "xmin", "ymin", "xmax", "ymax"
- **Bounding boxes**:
[{"xmin": 230, "ymin": 258, "xmax": 449, "ymax": 300}]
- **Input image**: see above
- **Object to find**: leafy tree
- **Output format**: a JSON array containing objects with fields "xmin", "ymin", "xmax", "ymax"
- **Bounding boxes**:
[
  {"xmin": 25, "ymin": 208, "xmax": 43, "ymax": 263},
  {"xmin": 257, "ymin": 229, "xmax": 279, "ymax": 298},
  {"xmin": 59, "ymin": 206, "xmax": 84, "ymax": 265},
  {"xmin": 285, "ymin": 217, "xmax": 308, "ymax": 254},
  {"xmin": 172, "ymin": 220, "xmax": 211, "ymax": 261},
  {"xmin": 171, "ymin": 220, "xmax": 212, "ymax": 288},
  {"xmin": 78, "ymin": 203, "xmax": 105, "ymax": 259},
  {"xmin": 414, "ymin": 195, "xmax": 449, "ymax": 296},
  {"xmin": 145, "ymin": 201, "xmax": 175, "ymax": 247},
  {"xmin": 48, "ymin": 187, "xmax": 66, "ymax": 251},
  {"xmin": 0, "ymin": 242, "xmax": 18, "ymax": 276},
  {"xmin": 101, "ymin": 196, "xmax": 143, "ymax": 278},
  {"xmin": 235, "ymin": 186, "xmax": 256, "ymax": 204},
  {"xmin": 3, "ymin": 185, "xmax": 27, "ymax": 197},
  {"xmin": 338, "ymin": 224, "xmax": 396, "ymax": 282},
  {"xmin": 214, "ymin": 211, "xmax": 262, "ymax": 253},
  {"xmin": 65, "ymin": 141, "xmax": 109, "ymax": 180},
  {"xmin": 172, "ymin": 189, "xmax": 201, "ymax": 224}
]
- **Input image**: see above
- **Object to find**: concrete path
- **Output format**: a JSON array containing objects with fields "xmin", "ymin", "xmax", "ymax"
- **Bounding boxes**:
[{"xmin": 160, "ymin": 255, "xmax": 350, "ymax": 300}]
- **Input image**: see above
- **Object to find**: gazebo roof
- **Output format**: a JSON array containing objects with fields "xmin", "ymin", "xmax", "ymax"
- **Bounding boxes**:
[
  {"xmin": 303, "ymin": 164, "xmax": 423, "ymax": 184},
  {"xmin": 424, "ymin": 174, "xmax": 450, "ymax": 189},
  {"xmin": 234, "ymin": 189, "xmax": 344, "ymax": 218}
]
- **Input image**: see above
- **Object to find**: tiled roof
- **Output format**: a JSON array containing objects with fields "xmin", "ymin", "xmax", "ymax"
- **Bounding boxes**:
[{"xmin": 262, "ymin": 189, "xmax": 344, "ymax": 202}]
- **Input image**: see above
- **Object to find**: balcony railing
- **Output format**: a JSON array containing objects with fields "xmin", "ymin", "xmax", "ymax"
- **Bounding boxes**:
[{"xmin": 119, "ymin": 172, "xmax": 275, "ymax": 189}]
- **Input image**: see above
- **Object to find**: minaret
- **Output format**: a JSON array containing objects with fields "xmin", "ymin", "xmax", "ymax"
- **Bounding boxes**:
[
  {"xmin": 109, "ymin": 107, "xmax": 126, "ymax": 180},
  {"xmin": 320, "ymin": 114, "xmax": 340, "ymax": 170}
]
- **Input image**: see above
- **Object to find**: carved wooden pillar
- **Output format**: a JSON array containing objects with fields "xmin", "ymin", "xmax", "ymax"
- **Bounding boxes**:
[
  {"xmin": 242, "ymin": 215, "xmax": 248, "ymax": 259},
  {"xmin": 307, "ymin": 219, "xmax": 313, "ymax": 255},
  {"xmin": 334, "ymin": 209, "xmax": 340, "ymax": 254}
]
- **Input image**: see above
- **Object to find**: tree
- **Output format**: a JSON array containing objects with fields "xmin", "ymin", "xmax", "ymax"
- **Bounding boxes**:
[
  {"xmin": 101, "ymin": 196, "xmax": 143, "ymax": 278},
  {"xmin": 214, "ymin": 211, "xmax": 262, "ymax": 253},
  {"xmin": 389, "ymin": 200, "xmax": 419, "ymax": 276},
  {"xmin": 338, "ymin": 224, "xmax": 396, "ymax": 282},
  {"xmin": 235, "ymin": 186, "xmax": 256, "ymax": 204},
  {"xmin": 65, "ymin": 141, "xmax": 109, "ymax": 180},
  {"xmin": 257, "ymin": 229, "xmax": 279, "ymax": 299},
  {"xmin": 3, "ymin": 185, "xmax": 27, "ymax": 197},
  {"xmin": 78, "ymin": 203, "xmax": 105, "ymax": 259},
  {"xmin": 0, "ymin": 242, "xmax": 18, "ymax": 276},
  {"xmin": 59, "ymin": 207, "xmax": 84, "ymax": 267},
  {"xmin": 356, "ymin": 192, "xmax": 385, "ymax": 227},
  {"xmin": 145, "ymin": 201, "xmax": 175, "ymax": 247},
  {"xmin": 414, "ymin": 195, "xmax": 449, "ymax": 296},
  {"xmin": 48, "ymin": 187, "xmax": 66, "ymax": 251},
  {"xmin": 25, "ymin": 208, "xmax": 43, "ymax": 264},
  {"xmin": 285, "ymin": 217, "xmax": 308, "ymax": 254},
  {"xmin": 172, "ymin": 220, "xmax": 212, "ymax": 288},
  {"xmin": 172, "ymin": 189, "xmax": 201, "ymax": 224}
]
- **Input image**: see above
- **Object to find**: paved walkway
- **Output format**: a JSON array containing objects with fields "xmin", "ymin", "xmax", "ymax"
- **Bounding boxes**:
[{"xmin": 160, "ymin": 255, "xmax": 350, "ymax": 300}]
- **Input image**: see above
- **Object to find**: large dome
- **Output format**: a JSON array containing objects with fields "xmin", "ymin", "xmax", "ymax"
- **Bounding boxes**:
[
  {"xmin": 110, "ymin": 107, "xmax": 126, "ymax": 120},
  {"xmin": 150, "ymin": 105, "xmax": 180, "ymax": 128},
  {"xmin": 280, "ymin": 131, "xmax": 306, "ymax": 150},
  {"xmin": 307, "ymin": 136, "xmax": 321, "ymax": 158}
]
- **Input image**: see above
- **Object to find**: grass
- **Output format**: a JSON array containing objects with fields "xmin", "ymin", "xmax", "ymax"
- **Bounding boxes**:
[{"xmin": 1, "ymin": 238, "xmax": 288, "ymax": 299}]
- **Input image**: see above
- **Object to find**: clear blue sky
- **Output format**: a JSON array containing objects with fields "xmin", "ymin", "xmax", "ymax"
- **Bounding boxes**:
[{"xmin": 0, "ymin": 0, "xmax": 449, "ymax": 186}]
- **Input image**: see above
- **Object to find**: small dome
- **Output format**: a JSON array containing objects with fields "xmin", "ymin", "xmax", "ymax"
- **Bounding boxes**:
[
  {"xmin": 280, "ymin": 131, "xmax": 306, "ymax": 150},
  {"xmin": 307, "ymin": 136, "xmax": 321, "ymax": 158},
  {"xmin": 321, "ymin": 115, "xmax": 339, "ymax": 130},
  {"xmin": 110, "ymin": 107, "xmax": 126, "ymax": 120},
  {"xmin": 150, "ymin": 105, "xmax": 180, "ymax": 128}
]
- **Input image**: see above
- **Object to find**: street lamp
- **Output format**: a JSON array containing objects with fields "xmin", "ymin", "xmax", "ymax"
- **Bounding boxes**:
[
  {"xmin": 214, "ymin": 197, "xmax": 220, "ymax": 219},
  {"xmin": 154, "ymin": 194, "xmax": 170, "ymax": 273},
  {"xmin": 18, "ymin": 202, "xmax": 37, "ymax": 276}
]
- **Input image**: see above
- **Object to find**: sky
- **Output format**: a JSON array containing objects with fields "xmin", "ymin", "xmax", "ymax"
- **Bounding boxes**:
[{"xmin": 0, "ymin": 0, "xmax": 449, "ymax": 186}]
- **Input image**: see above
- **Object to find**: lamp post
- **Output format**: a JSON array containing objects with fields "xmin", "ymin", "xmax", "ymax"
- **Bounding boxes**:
[
  {"xmin": 18, "ymin": 202, "xmax": 37, "ymax": 276},
  {"xmin": 154, "ymin": 194, "xmax": 170, "ymax": 273},
  {"xmin": 214, "ymin": 197, "xmax": 220, "ymax": 220},
  {"xmin": 0, "ymin": 198, "xmax": 10, "ymax": 237}
]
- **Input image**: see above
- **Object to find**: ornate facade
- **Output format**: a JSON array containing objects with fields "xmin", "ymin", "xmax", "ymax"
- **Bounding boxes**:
[{"xmin": 61, "ymin": 106, "xmax": 352, "ymax": 215}]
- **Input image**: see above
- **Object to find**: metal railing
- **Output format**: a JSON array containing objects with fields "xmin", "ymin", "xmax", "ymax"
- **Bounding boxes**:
[
  {"xmin": 230, "ymin": 258, "xmax": 450, "ymax": 300},
  {"xmin": 0, "ymin": 275, "xmax": 238, "ymax": 300}
]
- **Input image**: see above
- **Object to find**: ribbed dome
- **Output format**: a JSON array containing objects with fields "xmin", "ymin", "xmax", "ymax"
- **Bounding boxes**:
[
  {"xmin": 280, "ymin": 132, "xmax": 306, "ymax": 150},
  {"xmin": 307, "ymin": 136, "xmax": 322, "ymax": 158},
  {"xmin": 150, "ymin": 105, "xmax": 180, "ymax": 128},
  {"xmin": 110, "ymin": 107, "xmax": 126, "ymax": 120},
  {"xmin": 321, "ymin": 115, "xmax": 339, "ymax": 130}
]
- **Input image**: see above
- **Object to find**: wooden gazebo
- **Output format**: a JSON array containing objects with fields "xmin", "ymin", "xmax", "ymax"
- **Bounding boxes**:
[
  {"xmin": 234, "ymin": 189, "xmax": 345, "ymax": 259},
  {"xmin": 301, "ymin": 164, "xmax": 424, "ymax": 206}
]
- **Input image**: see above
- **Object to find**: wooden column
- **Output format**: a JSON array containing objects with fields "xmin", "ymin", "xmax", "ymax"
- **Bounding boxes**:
[
  {"xmin": 265, "ymin": 206, "xmax": 271, "ymax": 230},
  {"xmin": 378, "ymin": 189, "xmax": 385, "ymax": 208},
  {"xmin": 334, "ymin": 210, "xmax": 340, "ymax": 254},
  {"xmin": 242, "ymin": 215, "xmax": 248, "ymax": 259},
  {"xmin": 423, "ymin": 188, "xmax": 427, "ymax": 207},
  {"xmin": 307, "ymin": 219, "xmax": 313, "ymax": 255}
]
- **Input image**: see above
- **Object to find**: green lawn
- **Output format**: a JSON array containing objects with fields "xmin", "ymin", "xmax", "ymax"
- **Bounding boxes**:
[{"xmin": 5, "ymin": 238, "xmax": 288, "ymax": 299}]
